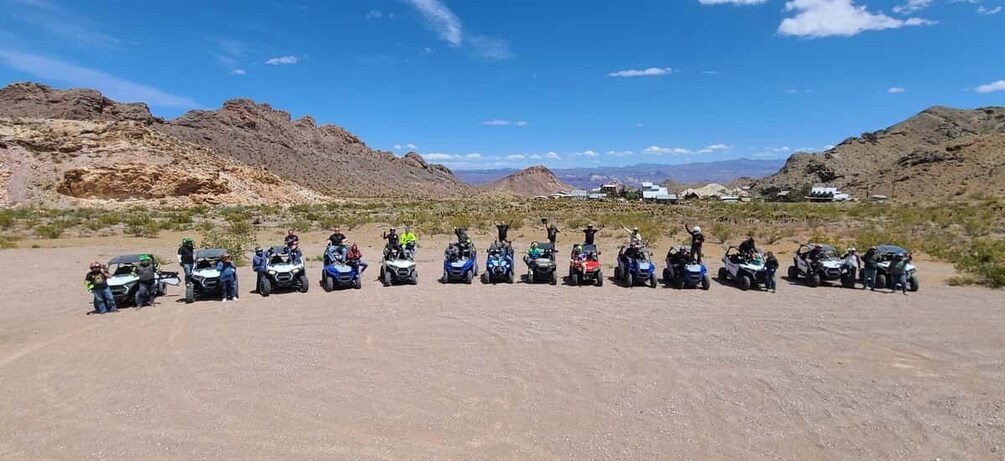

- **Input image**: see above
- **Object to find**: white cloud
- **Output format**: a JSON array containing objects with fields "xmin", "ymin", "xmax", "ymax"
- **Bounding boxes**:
[
  {"xmin": 605, "ymin": 150, "xmax": 636, "ymax": 157},
  {"xmin": 407, "ymin": 143, "xmax": 419, "ymax": 149},
  {"xmin": 608, "ymin": 67, "xmax": 675, "ymax": 78},
  {"xmin": 976, "ymin": 79, "xmax": 1005, "ymax": 93},
  {"xmin": 977, "ymin": 5, "xmax": 1002, "ymax": 14},
  {"xmin": 229, "ymin": 68, "xmax": 246, "ymax": 75},
  {"xmin": 0, "ymin": 50, "xmax": 198, "ymax": 108},
  {"xmin": 544, "ymin": 151, "xmax": 561, "ymax": 159},
  {"xmin": 779, "ymin": 0, "xmax": 934, "ymax": 38},
  {"xmin": 505, "ymin": 154, "xmax": 526, "ymax": 160},
  {"xmin": 393, "ymin": 144, "xmax": 403, "ymax": 150},
  {"xmin": 265, "ymin": 55, "xmax": 299, "ymax": 65},
  {"xmin": 573, "ymin": 150, "xmax": 598, "ymax": 157},
  {"xmin": 366, "ymin": 9, "xmax": 383, "ymax": 19},
  {"xmin": 644, "ymin": 145, "xmax": 690, "ymax": 155},
  {"xmin": 887, "ymin": 86, "xmax": 906, "ymax": 93},
  {"xmin": 893, "ymin": 0, "xmax": 933, "ymax": 14},
  {"xmin": 404, "ymin": 0, "xmax": 462, "ymax": 46},
  {"xmin": 482, "ymin": 119, "xmax": 528, "ymax": 127},
  {"xmin": 423, "ymin": 152, "xmax": 453, "ymax": 160},
  {"xmin": 704, "ymin": 143, "xmax": 731, "ymax": 151}
]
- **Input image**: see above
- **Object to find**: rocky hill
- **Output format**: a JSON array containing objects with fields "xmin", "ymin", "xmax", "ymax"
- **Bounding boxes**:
[
  {"xmin": 0, "ymin": 82, "xmax": 470, "ymax": 206},
  {"xmin": 754, "ymin": 106, "xmax": 1005, "ymax": 202},
  {"xmin": 480, "ymin": 165, "xmax": 573, "ymax": 197}
]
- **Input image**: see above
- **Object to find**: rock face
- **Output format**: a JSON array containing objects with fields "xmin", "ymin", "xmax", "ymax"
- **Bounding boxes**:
[
  {"xmin": 158, "ymin": 99, "xmax": 469, "ymax": 198},
  {"xmin": 0, "ymin": 82, "xmax": 156, "ymax": 124},
  {"xmin": 480, "ymin": 165, "xmax": 573, "ymax": 197},
  {"xmin": 0, "ymin": 82, "xmax": 472, "ymax": 205},
  {"xmin": 755, "ymin": 106, "xmax": 1005, "ymax": 202}
]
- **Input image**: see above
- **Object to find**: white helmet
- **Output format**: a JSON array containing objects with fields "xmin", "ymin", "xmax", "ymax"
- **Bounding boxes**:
[{"xmin": 693, "ymin": 226, "xmax": 701, "ymax": 233}]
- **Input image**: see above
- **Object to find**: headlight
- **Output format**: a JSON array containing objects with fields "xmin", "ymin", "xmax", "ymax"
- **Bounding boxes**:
[
  {"xmin": 268, "ymin": 270, "xmax": 277, "ymax": 275},
  {"xmin": 292, "ymin": 268, "xmax": 302, "ymax": 274}
]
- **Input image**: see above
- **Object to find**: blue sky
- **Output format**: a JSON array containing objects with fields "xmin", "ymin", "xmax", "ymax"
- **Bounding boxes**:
[{"xmin": 0, "ymin": 0, "xmax": 1003, "ymax": 170}]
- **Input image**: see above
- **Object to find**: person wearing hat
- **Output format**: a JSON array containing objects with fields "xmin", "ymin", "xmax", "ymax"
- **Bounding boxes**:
[
  {"xmin": 133, "ymin": 254, "xmax": 158, "ymax": 308},
  {"xmin": 216, "ymin": 252, "xmax": 238, "ymax": 302},
  {"xmin": 383, "ymin": 227, "xmax": 401, "ymax": 259},
  {"xmin": 685, "ymin": 223, "xmax": 705, "ymax": 263},
  {"xmin": 623, "ymin": 226, "xmax": 644, "ymax": 248},
  {"xmin": 178, "ymin": 237, "xmax": 195, "ymax": 286},
  {"xmin": 251, "ymin": 246, "xmax": 267, "ymax": 293},
  {"xmin": 582, "ymin": 223, "xmax": 603, "ymax": 246},
  {"xmin": 84, "ymin": 261, "xmax": 117, "ymax": 314},
  {"xmin": 842, "ymin": 247, "xmax": 863, "ymax": 287}
]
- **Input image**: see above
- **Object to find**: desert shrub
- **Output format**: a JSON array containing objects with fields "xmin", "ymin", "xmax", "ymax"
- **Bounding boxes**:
[
  {"xmin": 285, "ymin": 219, "xmax": 313, "ymax": 233},
  {"xmin": 709, "ymin": 222, "xmax": 733, "ymax": 244},
  {"xmin": 34, "ymin": 221, "xmax": 69, "ymax": 239},
  {"xmin": 761, "ymin": 227, "xmax": 783, "ymax": 245},
  {"xmin": 123, "ymin": 214, "xmax": 160, "ymax": 238},
  {"xmin": 200, "ymin": 221, "xmax": 255, "ymax": 266},
  {"xmin": 949, "ymin": 238, "xmax": 1005, "ymax": 288},
  {"xmin": 0, "ymin": 235, "xmax": 18, "ymax": 248},
  {"xmin": 0, "ymin": 211, "xmax": 15, "ymax": 230}
]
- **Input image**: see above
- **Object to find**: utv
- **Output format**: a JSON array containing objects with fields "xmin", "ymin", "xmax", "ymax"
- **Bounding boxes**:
[
  {"xmin": 442, "ymin": 242, "xmax": 478, "ymax": 284},
  {"xmin": 186, "ymin": 248, "xmax": 229, "ymax": 303},
  {"xmin": 525, "ymin": 242, "xmax": 558, "ymax": 285},
  {"xmin": 663, "ymin": 246, "xmax": 710, "ymax": 290},
  {"xmin": 615, "ymin": 245, "xmax": 657, "ymax": 288},
  {"xmin": 381, "ymin": 245, "xmax": 417, "ymax": 287},
  {"xmin": 788, "ymin": 243, "xmax": 855, "ymax": 288},
  {"xmin": 718, "ymin": 247, "xmax": 768, "ymax": 291},
  {"xmin": 873, "ymin": 244, "xmax": 920, "ymax": 292},
  {"xmin": 482, "ymin": 241, "xmax": 515, "ymax": 284},
  {"xmin": 260, "ymin": 245, "xmax": 309, "ymax": 296},
  {"xmin": 321, "ymin": 244, "xmax": 362, "ymax": 291},
  {"xmin": 106, "ymin": 253, "xmax": 179, "ymax": 306},
  {"xmin": 568, "ymin": 244, "xmax": 603, "ymax": 287}
]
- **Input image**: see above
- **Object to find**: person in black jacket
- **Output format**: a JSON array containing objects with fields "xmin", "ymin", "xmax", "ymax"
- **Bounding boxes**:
[
  {"xmin": 133, "ymin": 255, "xmax": 158, "ymax": 308},
  {"xmin": 685, "ymin": 223, "xmax": 705, "ymax": 263},
  {"xmin": 582, "ymin": 224, "xmax": 603, "ymax": 246},
  {"xmin": 177, "ymin": 237, "xmax": 195, "ymax": 285},
  {"xmin": 284, "ymin": 229, "xmax": 300, "ymax": 248},
  {"xmin": 765, "ymin": 251, "xmax": 779, "ymax": 293}
]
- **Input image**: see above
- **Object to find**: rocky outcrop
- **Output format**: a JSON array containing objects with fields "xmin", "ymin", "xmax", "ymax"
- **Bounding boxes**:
[
  {"xmin": 754, "ymin": 106, "xmax": 1005, "ymax": 202},
  {"xmin": 0, "ymin": 82, "xmax": 156, "ymax": 124}
]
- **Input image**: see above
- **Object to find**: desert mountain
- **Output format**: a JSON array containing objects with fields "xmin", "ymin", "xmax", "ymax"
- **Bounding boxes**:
[
  {"xmin": 480, "ymin": 165, "xmax": 573, "ymax": 197},
  {"xmin": 755, "ymin": 106, "xmax": 1005, "ymax": 201},
  {"xmin": 0, "ymin": 82, "xmax": 469, "ymax": 206}
]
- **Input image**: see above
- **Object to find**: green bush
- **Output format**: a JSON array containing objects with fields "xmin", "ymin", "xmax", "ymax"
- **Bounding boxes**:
[
  {"xmin": 949, "ymin": 238, "xmax": 1005, "ymax": 288},
  {"xmin": 200, "ymin": 221, "xmax": 255, "ymax": 266},
  {"xmin": 0, "ymin": 235, "xmax": 18, "ymax": 249},
  {"xmin": 709, "ymin": 222, "xmax": 734, "ymax": 244}
]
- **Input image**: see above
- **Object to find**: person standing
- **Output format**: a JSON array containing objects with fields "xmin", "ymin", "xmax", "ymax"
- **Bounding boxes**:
[
  {"xmin": 842, "ymin": 247, "xmax": 862, "ymax": 287},
  {"xmin": 685, "ymin": 223, "xmax": 705, "ymax": 263},
  {"xmin": 623, "ymin": 226, "xmax": 643, "ymax": 248},
  {"xmin": 133, "ymin": 255, "xmax": 157, "ymax": 308},
  {"xmin": 178, "ymin": 237, "xmax": 195, "ymax": 286},
  {"xmin": 765, "ymin": 251, "xmax": 779, "ymax": 293},
  {"xmin": 862, "ymin": 247, "xmax": 879, "ymax": 290},
  {"xmin": 216, "ymin": 253, "xmax": 238, "ymax": 302},
  {"xmin": 252, "ymin": 247, "xmax": 267, "ymax": 293},
  {"xmin": 889, "ymin": 253, "xmax": 909, "ymax": 295},
  {"xmin": 495, "ymin": 221, "xmax": 511, "ymax": 244},
  {"xmin": 285, "ymin": 229, "xmax": 300, "ymax": 248},
  {"xmin": 582, "ymin": 224, "xmax": 603, "ymax": 246},
  {"xmin": 541, "ymin": 218, "xmax": 560, "ymax": 245},
  {"xmin": 84, "ymin": 261, "xmax": 117, "ymax": 314}
]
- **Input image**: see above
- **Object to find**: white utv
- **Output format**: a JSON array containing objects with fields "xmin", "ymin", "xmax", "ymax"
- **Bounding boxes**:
[
  {"xmin": 874, "ymin": 244, "xmax": 920, "ymax": 292},
  {"xmin": 381, "ymin": 246, "xmax": 418, "ymax": 286},
  {"xmin": 788, "ymin": 243, "xmax": 854, "ymax": 288},
  {"xmin": 106, "ymin": 253, "xmax": 179, "ymax": 306},
  {"xmin": 718, "ymin": 246, "xmax": 768, "ymax": 291},
  {"xmin": 185, "ymin": 248, "xmax": 229, "ymax": 303},
  {"xmin": 260, "ymin": 245, "xmax": 309, "ymax": 296}
]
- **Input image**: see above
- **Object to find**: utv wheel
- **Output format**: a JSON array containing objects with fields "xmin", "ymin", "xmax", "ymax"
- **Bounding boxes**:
[
  {"xmin": 441, "ymin": 271, "xmax": 448, "ymax": 284},
  {"xmin": 614, "ymin": 267, "xmax": 621, "ymax": 280},
  {"xmin": 409, "ymin": 271, "xmax": 418, "ymax": 285},
  {"xmin": 841, "ymin": 274, "xmax": 856, "ymax": 289},
  {"xmin": 808, "ymin": 274, "xmax": 821, "ymax": 288},
  {"xmin": 481, "ymin": 272, "xmax": 489, "ymax": 285},
  {"xmin": 298, "ymin": 275, "xmax": 309, "ymax": 293},
  {"xmin": 353, "ymin": 277, "xmax": 362, "ymax": 290},
  {"xmin": 718, "ymin": 267, "xmax": 728, "ymax": 281},
  {"xmin": 465, "ymin": 270, "xmax": 474, "ymax": 284},
  {"xmin": 701, "ymin": 275, "xmax": 710, "ymax": 291},
  {"xmin": 596, "ymin": 270, "xmax": 603, "ymax": 287},
  {"xmin": 787, "ymin": 266, "xmax": 798, "ymax": 280},
  {"xmin": 908, "ymin": 276, "xmax": 919, "ymax": 292},
  {"xmin": 876, "ymin": 274, "xmax": 887, "ymax": 290},
  {"xmin": 185, "ymin": 284, "xmax": 195, "ymax": 304},
  {"xmin": 323, "ymin": 275, "xmax": 334, "ymax": 292},
  {"xmin": 260, "ymin": 278, "xmax": 272, "ymax": 297},
  {"xmin": 570, "ymin": 272, "xmax": 579, "ymax": 286},
  {"xmin": 506, "ymin": 271, "xmax": 514, "ymax": 284},
  {"xmin": 739, "ymin": 274, "xmax": 752, "ymax": 291},
  {"xmin": 648, "ymin": 273, "xmax": 657, "ymax": 288},
  {"xmin": 383, "ymin": 269, "xmax": 392, "ymax": 287},
  {"xmin": 550, "ymin": 271, "xmax": 557, "ymax": 285},
  {"xmin": 626, "ymin": 273, "xmax": 634, "ymax": 287}
]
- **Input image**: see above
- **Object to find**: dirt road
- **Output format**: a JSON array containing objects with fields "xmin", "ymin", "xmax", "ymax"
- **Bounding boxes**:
[{"xmin": 0, "ymin": 234, "xmax": 1002, "ymax": 459}]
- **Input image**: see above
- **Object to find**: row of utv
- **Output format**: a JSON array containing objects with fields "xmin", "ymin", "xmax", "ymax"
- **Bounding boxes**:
[{"xmin": 97, "ymin": 242, "xmax": 918, "ymax": 307}]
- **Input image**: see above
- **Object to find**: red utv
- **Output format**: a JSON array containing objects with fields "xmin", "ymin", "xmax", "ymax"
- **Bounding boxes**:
[{"xmin": 568, "ymin": 244, "xmax": 603, "ymax": 286}]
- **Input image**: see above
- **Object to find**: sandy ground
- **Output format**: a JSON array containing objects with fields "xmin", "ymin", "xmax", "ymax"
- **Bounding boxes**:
[{"xmin": 0, "ymin": 228, "xmax": 1003, "ymax": 460}]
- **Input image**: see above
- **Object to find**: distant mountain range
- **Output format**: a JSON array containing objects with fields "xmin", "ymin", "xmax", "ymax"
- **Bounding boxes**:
[{"xmin": 455, "ymin": 158, "xmax": 786, "ymax": 189}]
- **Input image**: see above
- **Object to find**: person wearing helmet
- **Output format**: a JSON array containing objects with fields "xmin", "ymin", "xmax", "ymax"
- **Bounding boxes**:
[
  {"xmin": 84, "ymin": 261, "xmax": 117, "ymax": 314},
  {"xmin": 685, "ymin": 223, "xmax": 705, "ymax": 263},
  {"xmin": 216, "ymin": 252, "xmax": 238, "ymax": 302},
  {"xmin": 400, "ymin": 225, "xmax": 417, "ymax": 259},
  {"xmin": 582, "ymin": 223, "xmax": 603, "ymax": 246},
  {"xmin": 251, "ymin": 246, "xmax": 267, "ymax": 293},
  {"xmin": 178, "ymin": 237, "xmax": 195, "ymax": 286},
  {"xmin": 133, "ymin": 255, "xmax": 158, "ymax": 308}
]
